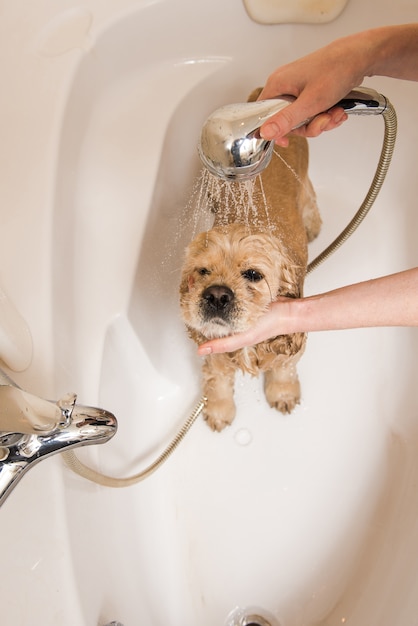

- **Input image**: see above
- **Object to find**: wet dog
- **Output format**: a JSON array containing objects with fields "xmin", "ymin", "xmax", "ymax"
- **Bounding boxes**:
[{"xmin": 180, "ymin": 88, "xmax": 321, "ymax": 431}]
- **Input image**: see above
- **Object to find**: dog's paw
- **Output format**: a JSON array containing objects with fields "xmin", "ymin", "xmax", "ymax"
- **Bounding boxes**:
[
  {"xmin": 203, "ymin": 397, "xmax": 236, "ymax": 432},
  {"xmin": 265, "ymin": 379, "xmax": 301, "ymax": 414},
  {"xmin": 268, "ymin": 393, "xmax": 300, "ymax": 414}
]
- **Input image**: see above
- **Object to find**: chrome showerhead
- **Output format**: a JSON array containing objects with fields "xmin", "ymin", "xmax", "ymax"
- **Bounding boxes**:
[{"xmin": 198, "ymin": 87, "xmax": 388, "ymax": 182}]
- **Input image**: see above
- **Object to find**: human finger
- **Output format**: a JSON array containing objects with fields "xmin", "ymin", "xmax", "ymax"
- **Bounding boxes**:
[{"xmin": 197, "ymin": 330, "xmax": 255, "ymax": 355}]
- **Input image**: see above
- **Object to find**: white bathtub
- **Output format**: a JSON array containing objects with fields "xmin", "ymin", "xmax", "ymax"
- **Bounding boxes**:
[{"xmin": 1, "ymin": 0, "xmax": 418, "ymax": 624}]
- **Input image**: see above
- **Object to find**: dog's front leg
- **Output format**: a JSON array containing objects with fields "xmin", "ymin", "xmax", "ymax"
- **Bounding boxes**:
[
  {"xmin": 264, "ymin": 354, "xmax": 302, "ymax": 414},
  {"xmin": 201, "ymin": 354, "xmax": 236, "ymax": 431}
]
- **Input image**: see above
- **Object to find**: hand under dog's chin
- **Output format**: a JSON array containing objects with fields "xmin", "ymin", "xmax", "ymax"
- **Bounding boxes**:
[
  {"xmin": 199, "ymin": 316, "xmax": 254, "ymax": 340},
  {"xmin": 200, "ymin": 319, "xmax": 234, "ymax": 339}
]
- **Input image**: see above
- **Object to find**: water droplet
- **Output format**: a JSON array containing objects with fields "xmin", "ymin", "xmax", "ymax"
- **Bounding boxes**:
[{"xmin": 234, "ymin": 428, "xmax": 253, "ymax": 446}]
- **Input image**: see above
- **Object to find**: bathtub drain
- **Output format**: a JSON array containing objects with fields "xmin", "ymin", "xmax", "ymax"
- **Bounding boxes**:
[
  {"xmin": 226, "ymin": 606, "xmax": 281, "ymax": 626},
  {"xmin": 241, "ymin": 617, "xmax": 272, "ymax": 626}
]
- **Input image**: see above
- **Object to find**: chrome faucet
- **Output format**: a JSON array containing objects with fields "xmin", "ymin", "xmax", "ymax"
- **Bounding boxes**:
[{"xmin": 0, "ymin": 368, "xmax": 117, "ymax": 507}]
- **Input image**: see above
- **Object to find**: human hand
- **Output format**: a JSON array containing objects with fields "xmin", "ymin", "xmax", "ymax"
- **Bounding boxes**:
[
  {"xmin": 257, "ymin": 38, "xmax": 367, "ymax": 146},
  {"xmin": 260, "ymin": 105, "xmax": 348, "ymax": 147},
  {"xmin": 197, "ymin": 298, "xmax": 296, "ymax": 355}
]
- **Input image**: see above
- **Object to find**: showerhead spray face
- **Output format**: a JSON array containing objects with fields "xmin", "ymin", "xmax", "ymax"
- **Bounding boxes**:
[{"xmin": 198, "ymin": 87, "xmax": 387, "ymax": 182}]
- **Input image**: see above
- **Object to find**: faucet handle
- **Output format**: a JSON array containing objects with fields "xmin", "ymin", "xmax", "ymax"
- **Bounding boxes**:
[{"xmin": 0, "ymin": 385, "xmax": 64, "ymax": 435}]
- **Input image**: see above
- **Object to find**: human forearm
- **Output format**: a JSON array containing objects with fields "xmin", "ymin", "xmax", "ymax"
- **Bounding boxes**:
[
  {"xmin": 290, "ymin": 269, "xmax": 418, "ymax": 332},
  {"xmin": 366, "ymin": 24, "xmax": 418, "ymax": 82},
  {"xmin": 258, "ymin": 23, "xmax": 418, "ymax": 143}
]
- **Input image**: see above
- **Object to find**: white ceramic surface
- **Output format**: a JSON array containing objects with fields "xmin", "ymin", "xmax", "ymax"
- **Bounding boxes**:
[{"xmin": 1, "ymin": 1, "xmax": 418, "ymax": 625}]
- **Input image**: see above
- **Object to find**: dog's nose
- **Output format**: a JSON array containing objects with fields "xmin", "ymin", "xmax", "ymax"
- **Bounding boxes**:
[{"xmin": 202, "ymin": 285, "xmax": 234, "ymax": 311}]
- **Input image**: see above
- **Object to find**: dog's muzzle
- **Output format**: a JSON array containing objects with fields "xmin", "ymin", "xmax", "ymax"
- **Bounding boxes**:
[{"xmin": 201, "ymin": 284, "xmax": 234, "ymax": 321}]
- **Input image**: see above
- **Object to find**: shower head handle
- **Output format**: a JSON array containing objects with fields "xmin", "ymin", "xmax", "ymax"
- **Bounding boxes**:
[{"xmin": 198, "ymin": 86, "xmax": 388, "ymax": 181}]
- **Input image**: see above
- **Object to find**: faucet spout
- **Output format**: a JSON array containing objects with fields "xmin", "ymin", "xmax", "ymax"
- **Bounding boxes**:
[{"xmin": 0, "ymin": 370, "xmax": 117, "ymax": 507}]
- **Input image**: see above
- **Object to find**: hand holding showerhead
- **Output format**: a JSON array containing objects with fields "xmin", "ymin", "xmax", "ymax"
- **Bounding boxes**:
[{"xmin": 198, "ymin": 87, "xmax": 388, "ymax": 181}]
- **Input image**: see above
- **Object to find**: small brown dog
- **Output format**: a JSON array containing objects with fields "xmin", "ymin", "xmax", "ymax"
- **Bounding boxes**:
[{"xmin": 180, "ymin": 88, "xmax": 321, "ymax": 431}]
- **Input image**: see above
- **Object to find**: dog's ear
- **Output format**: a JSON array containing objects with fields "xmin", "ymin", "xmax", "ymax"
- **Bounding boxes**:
[
  {"xmin": 247, "ymin": 87, "xmax": 263, "ymax": 103},
  {"xmin": 277, "ymin": 260, "xmax": 304, "ymax": 299},
  {"xmin": 257, "ymin": 332, "xmax": 306, "ymax": 370},
  {"xmin": 261, "ymin": 236, "xmax": 305, "ymax": 299},
  {"xmin": 179, "ymin": 264, "xmax": 198, "ymax": 297},
  {"xmin": 179, "ymin": 272, "xmax": 189, "ymax": 297},
  {"xmin": 179, "ymin": 245, "xmax": 191, "ymax": 298},
  {"xmin": 245, "ymin": 232, "xmax": 305, "ymax": 299}
]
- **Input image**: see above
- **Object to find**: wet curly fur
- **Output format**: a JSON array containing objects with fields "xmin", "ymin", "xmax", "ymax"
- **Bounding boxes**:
[{"xmin": 180, "ymin": 88, "xmax": 321, "ymax": 431}]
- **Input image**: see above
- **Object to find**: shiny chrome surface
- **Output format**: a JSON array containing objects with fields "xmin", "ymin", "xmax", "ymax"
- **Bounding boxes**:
[
  {"xmin": 226, "ymin": 606, "xmax": 281, "ymax": 626},
  {"xmin": 198, "ymin": 97, "xmax": 292, "ymax": 181},
  {"xmin": 198, "ymin": 86, "xmax": 388, "ymax": 181},
  {"xmin": 240, "ymin": 617, "xmax": 272, "ymax": 626},
  {"xmin": 0, "ymin": 370, "xmax": 117, "ymax": 507}
]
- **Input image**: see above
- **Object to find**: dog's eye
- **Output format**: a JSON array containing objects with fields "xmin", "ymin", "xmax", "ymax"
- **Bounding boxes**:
[
  {"xmin": 242, "ymin": 269, "xmax": 263, "ymax": 282},
  {"xmin": 198, "ymin": 268, "xmax": 211, "ymax": 276}
]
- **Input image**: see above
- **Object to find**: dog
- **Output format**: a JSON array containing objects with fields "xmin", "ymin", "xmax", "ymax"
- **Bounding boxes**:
[{"xmin": 180, "ymin": 88, "xmax": 321, "ymax": 431}]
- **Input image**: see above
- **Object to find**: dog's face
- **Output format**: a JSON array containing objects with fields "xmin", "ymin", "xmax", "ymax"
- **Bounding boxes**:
[{"xmin": 180, "ymin": 224, "xmax": 299, "ymax": 340}]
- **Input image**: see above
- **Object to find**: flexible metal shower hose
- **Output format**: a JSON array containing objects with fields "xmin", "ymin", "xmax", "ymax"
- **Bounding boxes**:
[
  {"xmin": 62, "ymin": 396, "xmax": 206, "ymax": 487},
  {"xmin": 307, "ymin": 101, "xmax": 397, "ymax": 273},
  {"xmin": 63, "ymin": 101, "xmax": 397, "ymax": 488}
]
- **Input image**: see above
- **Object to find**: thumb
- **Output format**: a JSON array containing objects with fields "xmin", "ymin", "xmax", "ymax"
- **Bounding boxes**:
[{"xmin": 260, "ymin": 98, "xmax": 312, "ymax": 141}]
